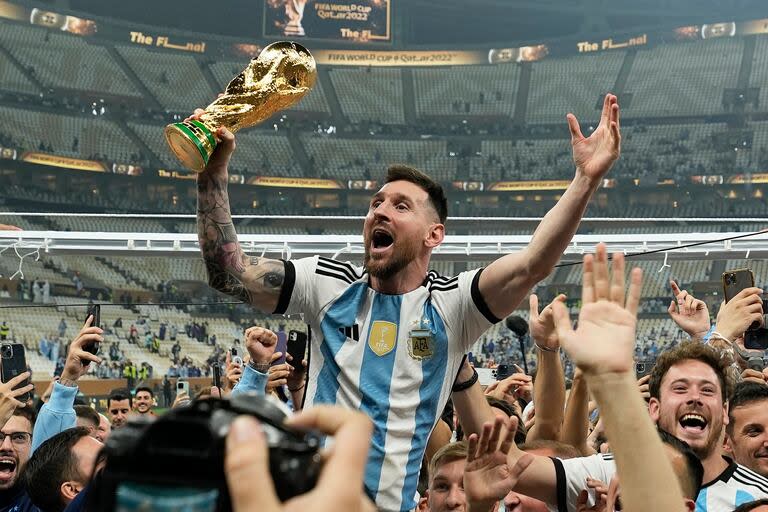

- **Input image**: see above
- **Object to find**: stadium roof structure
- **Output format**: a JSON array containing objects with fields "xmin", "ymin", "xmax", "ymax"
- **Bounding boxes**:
[{"xmin": 2, "ymin": 220, "xmax": 767, "ymax": 264}]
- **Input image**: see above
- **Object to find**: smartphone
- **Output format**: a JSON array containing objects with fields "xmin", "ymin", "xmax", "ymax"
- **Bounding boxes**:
[
  {"xmin": 84, "ymin": 304, "xmax": 100, "ymax": 356},
  {"xmin": 212, "ymin": 365, "xmax": 221, "ymax": 389},
  {"xmin": 273, "ymin": 331, "xmax": 288, "ymax": 366},
  {"xmin": 494, "ymin": 364, "xmax": 512, "ymax": 381},
  {"xmin": 635, "ymin": 360, "xmax": 654, "ymax": 378},
  {"xmin": 723, "ymin": 268, "xmax": 755, "ymax": 303},
  {"xmin": 176, "ymin": 380, "xmax": 189, "ymax": 396},
  {"xmin": 0, "ymin": 344, "xmax": 29, "ymax": 402},
  {"xmin": 230, "ymin": 348, "xmax": 243, "ymax": 367},
  {"xmin": 287, "ymin": 330, "xmax": 308, "ymax": 364}
]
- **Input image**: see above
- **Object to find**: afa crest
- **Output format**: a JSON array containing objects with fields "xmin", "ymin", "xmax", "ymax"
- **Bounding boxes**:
[{"xmin": 368, "ymin": 321, "xmax": 397, "ymax": 356}]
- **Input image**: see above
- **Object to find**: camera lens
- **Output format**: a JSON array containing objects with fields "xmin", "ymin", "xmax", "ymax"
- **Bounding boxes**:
[{"xmin": 0, "ymin": 345, "xmax": 12, "ymax": 359}]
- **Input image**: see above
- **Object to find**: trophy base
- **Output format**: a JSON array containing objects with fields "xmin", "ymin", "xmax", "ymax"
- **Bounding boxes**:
[{"xmin": 164, "ymin": 120, "xmax": 217, "ymax": 173}]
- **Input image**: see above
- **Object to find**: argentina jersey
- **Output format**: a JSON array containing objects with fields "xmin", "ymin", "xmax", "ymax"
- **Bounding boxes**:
[
  {"xmin": 275, "ymin": 256, "xmax": 500, "ymax": 512},
  {"xmin": 694, "ymin": 462, "xmax": 768, "ymax": 512},
  {"xmin": 551, "ymin": 454, "xmax": 768, "ymax": 512}
]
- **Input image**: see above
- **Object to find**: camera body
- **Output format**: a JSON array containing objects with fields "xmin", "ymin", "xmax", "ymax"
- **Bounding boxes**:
[{"xmin": 88, "ymin": 394, "xmax": 322, "ymax": 511}]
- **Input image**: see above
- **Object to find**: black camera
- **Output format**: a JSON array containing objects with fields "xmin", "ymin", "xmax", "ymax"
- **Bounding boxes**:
[{"xmin": 87, "ymin": 394, "xmax": 322, "ymax": 511}]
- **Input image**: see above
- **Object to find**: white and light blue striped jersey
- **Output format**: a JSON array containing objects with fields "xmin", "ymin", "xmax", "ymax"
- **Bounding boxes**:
[
  {"xmin": 275, "ymin": 256, "xmax": 499, "ymax": 512},
  {"xmin": 550, "ymin": 454, "xmax": 768, "ymax": 512}
]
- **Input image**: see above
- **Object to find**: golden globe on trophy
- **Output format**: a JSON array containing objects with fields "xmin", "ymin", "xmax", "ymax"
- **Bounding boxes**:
[{"xmin": 164, "ymin": 41, "xmax": 316, "ymax": 172}]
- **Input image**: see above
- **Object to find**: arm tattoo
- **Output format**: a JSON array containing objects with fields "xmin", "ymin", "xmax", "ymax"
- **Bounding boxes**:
[{"xmin": 196, "ymin": 174, "xmax": 285, "ymax": 309}]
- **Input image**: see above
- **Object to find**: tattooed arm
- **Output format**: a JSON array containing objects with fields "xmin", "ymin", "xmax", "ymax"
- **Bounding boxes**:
[{"xmin": 196, "ymin": 124, "xmax": 286, "ymax": 313}]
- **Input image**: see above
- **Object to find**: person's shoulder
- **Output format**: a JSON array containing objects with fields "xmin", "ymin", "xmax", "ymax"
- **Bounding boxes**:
[
  {"xmin": 424, "ymin": 270, "xmax": 460, "ymax": 293},
  {"xmin": 730, "ymin": 463, "xmax": 768, "ymax": 495},
  {"xmin": 313, "ymin": 257, "xmax": 366, "ymax": 285}
]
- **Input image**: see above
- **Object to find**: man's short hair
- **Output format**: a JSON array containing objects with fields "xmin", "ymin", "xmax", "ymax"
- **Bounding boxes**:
[
  {"xmin": 486, "ymin": 397, "xmax": 527, "ymax": 445},
  {"xmin": 108, "ymin": 387, "xmax": 132, "ymax": 408},
  {"xmin": 649, "ymin": 341, "xmax": 735, "ymax": 402},
  {"xmin": 734, "ymin": 499, "xmax": 768, "ymax": 512},
  {"xmin": 134, "ymin": 386, "xmax": 154, "ymax": 398},
  {"xmin": 428, "ymin": 441, "xmax": 467, "ymax": 484},
  {"xmin": 385, "ymin": 165, "xmax": 447, "ymax": 224},
  {"xmin": 658, "ymin": 429, "xmax": 704, "ymax": 501},
  {"xmin": 73, "ymin": 405, "xmax": 99, "ymax": 429},
  {"xmin": 727, "ymin": 381, "xmax": 768, "ymax": 435},
  {"xmin": 518, "ymin": 439, "xmax": 581, "ymax": 459},
  {"xmin": 13, "ymin": 406, "xmax": 36, "ymax": 427},
  {"xmin": 21, "ymin": 427, "xmax": 91, "ymax": 512}
]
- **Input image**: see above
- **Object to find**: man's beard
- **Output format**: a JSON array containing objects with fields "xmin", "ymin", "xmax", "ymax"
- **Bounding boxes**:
[{"xmin": 364, "ymin": 239, "xmax": 418, "ymax": 280}]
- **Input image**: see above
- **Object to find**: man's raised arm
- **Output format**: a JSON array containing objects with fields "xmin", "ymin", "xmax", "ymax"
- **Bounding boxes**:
[
  {"xmin": 194, "ymin": 120, "xmax": 286, "ymax": 314},
  {"xmin": 479, "ymin": 94, "xmax": 621, "ymax": 319}
]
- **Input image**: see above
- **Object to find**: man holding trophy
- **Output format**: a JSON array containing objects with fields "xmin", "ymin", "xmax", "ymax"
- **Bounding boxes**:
[{"xmin": 174, "ymin": 41, "xmax": 622, "ymax": 512}]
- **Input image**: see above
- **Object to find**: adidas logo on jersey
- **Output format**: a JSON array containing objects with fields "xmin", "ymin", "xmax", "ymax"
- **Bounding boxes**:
[{"xmin": 339, "ymin": 324, "xmax": 360, "ymax": 341}]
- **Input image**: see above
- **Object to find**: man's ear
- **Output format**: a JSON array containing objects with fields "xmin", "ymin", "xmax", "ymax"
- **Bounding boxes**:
[
  {"xmin": 425, "ymin": 223, "xmax": 445, "ymax": 249},
  {"xmin": 723, "ymin": 433, "xmax": 734, "ymax": 456},
  {"xmin": 60, "ymin": 480, "xmax": 82, "ymax": 502},
  {"xmin": 648, "ymin": 397, "xmax": 661, "ymax": 423}
]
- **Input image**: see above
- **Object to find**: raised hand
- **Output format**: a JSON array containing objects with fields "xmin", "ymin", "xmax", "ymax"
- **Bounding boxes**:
[
  {"xmin": 223, "ymin": 351, "xmax": 244, "ymax": 392},
  {"xmin": 715, "ymin": 287, "xmax": 764, "ymax": 341},
  {"xmin": 485, "ymin": 373, "xmax": 532, "ymax": 404},
  {"xmin": 464, "ymin": 416, "xmax": 533, "ymax": 511},
  {"xmin": 667, "ymin": 280, "xmax": 710, "ymax": 338},
  {"xmin": 0, "ymin": 372, "xmax": 33, "ymax": 427},
  {"xmin": 568, "ymin": 94, "xmax": 621, "ymax": 181},
  {"xmin": 225, "ymin": 405, "xmax": 374, "ymax": 512},
  {"xmin": 244, "ymin": 326, "xmax": 279, "ymax": 368},
  {"xmin": 61, "ymin": 315, "xmax": 103, "ymax": 382},
  {"xmin": 529, "ymin": 293, "xmax": 567, "ymax": 351},
  {"xmin": 551, "ymin": 243, "xmax": 642, "ymax": 376},
  {"xmin": 186, "ymin": 108, "xmax": 236, "ymax": 176},
  {"xmin": 267, "ymin": 361, "xmax": 293, "ymax": 392}
]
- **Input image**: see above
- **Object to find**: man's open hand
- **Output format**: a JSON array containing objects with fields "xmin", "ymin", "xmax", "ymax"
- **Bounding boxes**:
[
  {"xmin": 569, "ymin": 94, "xmax": 621, "ymax": 182},
  {"xmin": 552, "ymin": 243, "xmax": 642, "ymax": 376}
]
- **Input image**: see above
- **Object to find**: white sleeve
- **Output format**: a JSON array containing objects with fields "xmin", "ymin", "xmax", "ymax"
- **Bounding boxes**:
[
  {"xmin": 550, "ymin": 455, "xmax": 617, "ymax": 512},
  {"xmin": 273, "ymin": 256, "xmax": 320, "ymax": 317},
  {"xmin": 431, "ymin": 268, "xmax": 501, "ymax": 352},
  {"xmin": 274, "ymin": 256, "xmax": 363, "ymax": 321}
]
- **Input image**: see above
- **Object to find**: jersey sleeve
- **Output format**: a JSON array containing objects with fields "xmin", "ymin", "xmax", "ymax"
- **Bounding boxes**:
[
  {"xmin": 273, "ymin": 256, "xmax": 319, "ymax": 317},
  {"xmin": 431, "ymin": 268, "xmax": 502, "ymax": 352},
  {"xmin": 550, "ymin": 455, "xmax": 617, "ymax": 512},
  {"xmin": 273, "ymin": 256, "xmax": 362, "ymax": 320}
]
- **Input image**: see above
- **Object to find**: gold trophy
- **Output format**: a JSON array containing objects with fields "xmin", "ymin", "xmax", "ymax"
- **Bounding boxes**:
[{"xmin": 164, "ymin": 41, "xmax": 316, "ymax": 172}]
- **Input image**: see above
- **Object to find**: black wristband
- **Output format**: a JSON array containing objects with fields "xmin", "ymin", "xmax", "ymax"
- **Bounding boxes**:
[{"xmin": 452, "ymin": 368, "xmax": 478, "ymax": 392}]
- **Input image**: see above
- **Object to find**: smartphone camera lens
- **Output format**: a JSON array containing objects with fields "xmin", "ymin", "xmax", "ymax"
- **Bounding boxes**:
[
  {"xmin": 725, "ymin": 273, "xmax": 736, "ymax": 285},
  {"xmin": 0, "ymin": 345, "xmax": 13, "ymax": 360}
]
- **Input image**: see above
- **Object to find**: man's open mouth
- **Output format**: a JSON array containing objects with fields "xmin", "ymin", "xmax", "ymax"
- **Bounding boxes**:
[
  {"xmin": 0, "ymin": 458, "xmax": 17, "ymax": 481},
  {"xmin": 679, "ymin": 413, "xmax": 708, "ymax": 433},
  {"xmin": 371, "ymin": 228, "xmax": 394, "ymax": 252}
]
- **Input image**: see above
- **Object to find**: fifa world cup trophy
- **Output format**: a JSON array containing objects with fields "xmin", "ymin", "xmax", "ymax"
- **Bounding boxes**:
[{"xmin": 164, "ymin": 41, "xmax": 316, "ymax": 172}]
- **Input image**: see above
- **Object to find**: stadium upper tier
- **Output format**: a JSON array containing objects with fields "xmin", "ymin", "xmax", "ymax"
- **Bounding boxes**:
[{"xmin": 0, "ymin": 17, "xmax": 766, "ymax": 184}]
